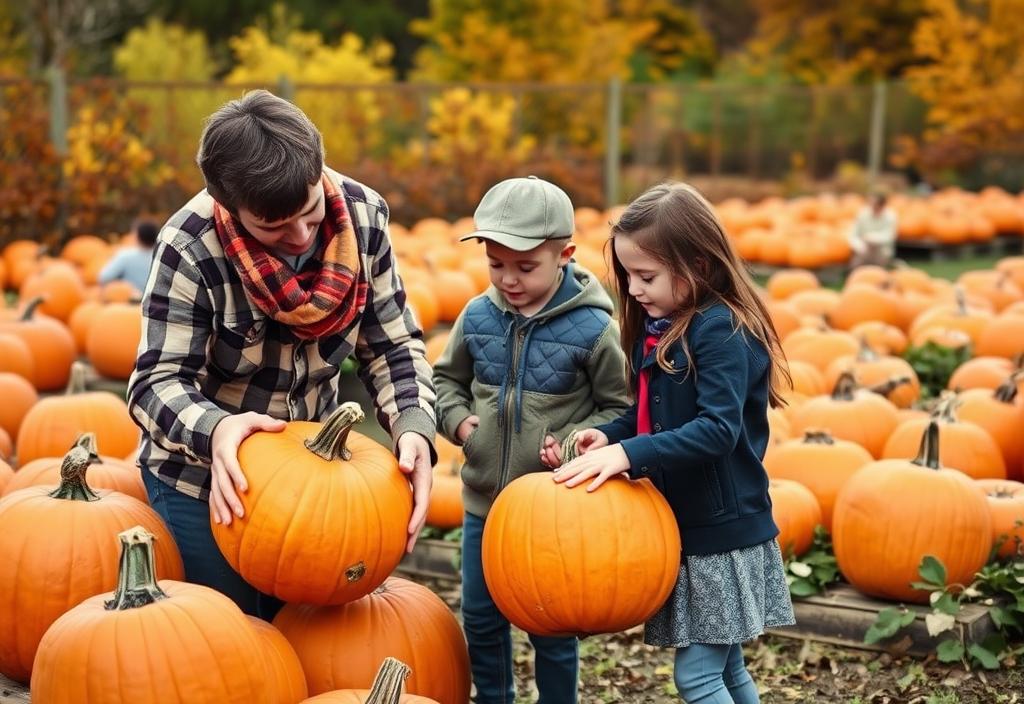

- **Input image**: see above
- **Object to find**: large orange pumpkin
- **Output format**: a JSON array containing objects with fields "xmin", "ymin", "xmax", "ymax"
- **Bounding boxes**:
[
  {"xmin": 828, "ymin": 283, "xmax": 902, "ymax": 331},
  {"xmin": 768, "ymin": 479, "xmax": 822, "ymax": 558},
  {"xmin": 833, "ymin": 421, "xmax": 992, "ymax": 603},
  {"xmin": 481, "ymin": 436, "xmax": 680, "ymax": 637},
  {"xmin": 909, "ymin": 289, "xmax": 994, "ymax": 348},
  {"xmin": 299, "ymin": 658, "xmax": 440, "ymax": 703},
  {"xmin": 0, "ymin": 450, "xmax": 183, "ymax": 683},
  {"xmin": 274, "ymin": 577, "xmax": 470, "ymax": 704},
  {"xmin": 882, "ymin": 395, "xmax": 1006, "ymax": 480},
  {"xmin": 975, "ymin": 479, "xmax": 1024, "ymax": 560},
  {"xmin": 16, "ymin": 362, "xmax": 139, "ymax": 464},
  {"xmin": 824, "ymin": 340, "xmax": 920, "ymax": 408},
  {"xmin": 1, "ymin": 433, "xmax": 146, "ymax": 502},
  {"xmin": 248, "ymin": 616, "xmax": 309, "ymax": 704},
  {"xmin": 0, "ymin": 297, "xmax": 77, "ymax": 391},
  {"xmin": 849, "ymin": 320, "xmax": 908, "ymax": 355},
  {"xmin": 957, "ymin": 378, "xmax": 1024, "ymax": 481},
  {"xmin": 782, "ymin": 326, "xmax": 861, "ymax": 372},
  {"xmin": 86, "ymin": 303, "xmax": 143, "ymax": 380},
  {"xmin": 948, "ymin": 356, "xmax": 1018, "ymax": 392},
  {"xmin": 0, "ymin": 371, "xmax": 38, "ymax": 441},
  {"xmin": 763, "ymin": 430, "xmax": 873, "ymax": 531},
  {"xmin": 212, "ymin": 403, "xmax": 411, "ymax": 605},
  {"xmin": 791, "ymin": 372, "xmax": 899, "ymax": 458},
  {"xmin": 766, "ymin": 269, "xmax": 819, "ymax": 300},
  {"xmin": 0, "ymin": 331, "xmax": 33, "ymax": 380},
  {"xmin": 19, "ymin": 260, "xmax": 87, "ymax": 322},
  {"xmin": 975, "ymin": 312, "xmax": 1024, "ymax": 359},
  {"xmin": 786, "ymin": 359, "xmax": 827, "ymax": 396},
  {"xmin": 31, "ymin": 527, "xmax": 268, "ymax": 703}
]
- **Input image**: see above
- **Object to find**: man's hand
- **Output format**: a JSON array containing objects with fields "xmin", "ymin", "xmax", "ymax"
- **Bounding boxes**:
[
  {"xmin": 209, "ymin": 412, "xmax": 287, "ymax": 525},
  {"xmin": 397, "ymin": 431, "xmax": 433, "ymax": 554}
]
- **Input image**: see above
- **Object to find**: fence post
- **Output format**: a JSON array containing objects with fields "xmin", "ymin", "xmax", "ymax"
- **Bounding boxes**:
[
  {"xmin": 48, "ymin": 64, "xmax": 69, "ymax": 243},
  {"xmin": 605, "ymin": 77, "xmax": 622, "ymax": 208},
  {"xmin": 867, "ymin": 80, "xmax": 887, "ymax": 191}
]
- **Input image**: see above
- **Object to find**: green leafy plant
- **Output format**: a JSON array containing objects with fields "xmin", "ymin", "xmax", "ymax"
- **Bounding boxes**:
[
  {"xmin": 785, "ymin": 525, "xmax": 841, "ymax": 597},
  {"xmin": 865, "ymin": 555, "xmax": 1024, "ymax": 669},
  {"xmin": 903, "ymin": 342, "xmax": 973, "ymax": 399}
]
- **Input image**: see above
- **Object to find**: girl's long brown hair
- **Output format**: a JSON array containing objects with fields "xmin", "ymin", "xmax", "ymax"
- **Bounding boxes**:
[{"xmin": 608, "ymin": 182, "xmax": 790, "ymax": 408}]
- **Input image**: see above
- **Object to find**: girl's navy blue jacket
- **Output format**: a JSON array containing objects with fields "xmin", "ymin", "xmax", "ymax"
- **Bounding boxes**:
[{"xmin": 596, "ymin": 302, "xmax": 780, "ymax": 556}]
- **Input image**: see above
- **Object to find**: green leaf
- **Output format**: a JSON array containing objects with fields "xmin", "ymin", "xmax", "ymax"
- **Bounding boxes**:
[
  {"xmin": 936, "ymin": 639, "xmax": 965, "ymax": 663},
  {"xmin": 989, "ymin": 606, "xmax": 1021, "ymax": 630},
  {"xmin": 967, "ymin": 643, "xmax": 1000, "ymax": 670},
  {"xmin": 789, "ymin": 578, "xmax": 820, "ymax": 597},
  {"xmin": 910, "ymin": 581, "xmax": 943, "ymax": 592},
  {"xmin": 919, "ymin": 556, "xmax": 947, "ymax": 587},
  {"xmin": 865, "ymin": 607, "xmax": 915, "ymax": 645},
  {"xmin": 932, "ymin": 591, "xmax": 961, "ymax": 616}
]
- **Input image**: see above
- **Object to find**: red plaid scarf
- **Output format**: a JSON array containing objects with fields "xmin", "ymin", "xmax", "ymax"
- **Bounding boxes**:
[{"xmin": 212, "ymin": 173, "xmax": 368, "ymax": 340}]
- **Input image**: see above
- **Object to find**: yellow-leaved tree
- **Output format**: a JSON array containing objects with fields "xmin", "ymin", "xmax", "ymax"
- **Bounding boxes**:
[
  {"xmin": 903, "ymin": 0, "xmax": 1024, "ymax": 171},
  {"xmin": 225, "ymin": 4, "xmax": 394, "ymax": 167}
]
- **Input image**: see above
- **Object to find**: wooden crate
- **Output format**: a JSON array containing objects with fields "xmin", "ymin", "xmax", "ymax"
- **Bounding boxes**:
[
  {"xmin": 766, "ymin": 583, "xmax": 997, "ymax": 657},
  {"xmin": 895, "ymin": 239, "xmax": 983, "ymax": 262},
  {"xmin": 396, "ymin": 538, "xmax": 462, "ymax": 581}
]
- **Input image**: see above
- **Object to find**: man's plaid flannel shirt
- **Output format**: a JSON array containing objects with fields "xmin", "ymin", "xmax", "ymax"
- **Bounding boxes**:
[{"xmin": 127, "ymin": 170, "xmax": 436, "ymax": 500}]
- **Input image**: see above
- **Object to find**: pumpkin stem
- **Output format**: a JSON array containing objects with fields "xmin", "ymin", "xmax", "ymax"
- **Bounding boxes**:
[
  {"xmin": 994, "ymin": 372, "xmax": 1021, "ymax": 404},
  {"xmin": 48, "ymin": 434, "xmax": 101, "ymax": 501},
  {"xmin": 911, "ymin": 420, "xmax": 942, "ymax": 471},
  {"xmin": 856, "ymin": 337, "xmax": 879, "ymax": 362},
  {"xmin": 868, "ymin": 375, "xmax": 912, "ymax": 398},
  {"xmin": 560, "ymin": 431, "xmax": 581, "ymax": 465},
  {"xmin": 1012, "ymin": 353, "xmax": 1023, "ymax": 372},
  {"xmin": 364, "ymin": 657, "xmax": 412, "ymax": 704},
  {"xmin": 305, "ymin": 402, "xmax": 366, "ymax": 461},
  {"xmin": 830, "ymin": 371, "xmax": 859, "ymax": 400},
  {"xmin": 931, "ymin": 391, "xmax": 962, "ymax": 423},
  {"xmin": 104, "ymin": 526, "xmax": 169, "ymax": 610},
  {"xmin": 65, "ymin": 361, "xmax": 89, "ymax": 395},
  {"xmin": 19, "ymin": 296, "xmax": 44, "ymax": 321},
  {"xmin": 954, "ymin": 286, "xmax": 968, "ymax": 315},
  {"xmin": 801, "ymin": 430, "xmax": 835, "ymax": 445}
]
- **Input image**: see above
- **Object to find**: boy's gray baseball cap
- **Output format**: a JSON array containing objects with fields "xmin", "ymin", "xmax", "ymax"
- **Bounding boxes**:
[{"xmin": 460, "ymin": 175, "xmax": 575, "ymax": 251}]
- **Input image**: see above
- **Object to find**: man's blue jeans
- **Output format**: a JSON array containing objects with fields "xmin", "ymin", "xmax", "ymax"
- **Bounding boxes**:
[
  {"xmin": 142, "ymin": 468, "xmax": 283, "ymax": 620},
  {"xmin": 462, "ymin": 511, "xmax": 579, "ymax": 704}
]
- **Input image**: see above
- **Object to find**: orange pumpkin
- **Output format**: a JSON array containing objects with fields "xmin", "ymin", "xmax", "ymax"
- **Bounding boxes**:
[
  {"xmin": 299, "ymin": 658, "xmax": 440, "ymax": 703},
  {"xmin": 909, "ymin": 289, "xmax": 994, "ymax": 348},
  {"xmin": 976, "ymin": 312, "xmax": 1024, "ymax": 359},
  {"xmin": 16, "ymin": 362, "xmax": 139, "ymax": 464},
  {"xmin": 404, "ymin": 283, "xmax": 439, "ymax": 334},
  {"xmin": 782, "ymin": 326, "xmax": 860, "ymax": 372},
  {"xmin": 1, "ymin": 433, "xmax": 146, "ymax": 502},
  {"xmin": 434, "ymin": 270, "xmax": 476, "ymax": 323},
  {"xmin": 0, "ymin": 458, "xmax": 11, "ymax": 494},
  {"xmin": 0, "ymin": 429, "xmax": 11, "ymax": 462},
  {"xmin": 19, "ymin": 261, "xmax": 87, "ymax": 322},
  {"xmin": 212, "ymin": 403, "xmax": 411, "ymax": 605},
  {"xmin": 86, "ymin": 303, "xmax": 143, "ymax": 380},
  {"xmin": 849, "ymin": 321, "xmax": 908, "ymax": 355},
  {"xmin": 975, "ymin": 479, "xmax": 1024, "ymax": 560},
  {"xmin": 765, "ymin": 299, "xmax": 801, "ymax": 341},
  {"xmin": 0, "ymin": 331, "xmax": 33, "ymax": 381},
  {"xmin": 68, "ymin": 299, "xmax": 103, "ymax": 353},
  {"xmin": 768, "ymin": 479, "xmax": 822, "ymax": 558},
  {"xmin": 30, "ymin": 527, "xmax": 266, "ymax": 703},
  {"xmin": 0, "ymin": 297, "xmax": 77, "ymax": 391},
  {"xmin": 788, "ymin": 288, "xmax": 841, "ymax": 319},
  {"xmin": 948, "ymin": 356, "xmax": 1018, "ymax": 392},
  {"xmin": 481, "ymin": 436, "xmax": 680, "ymax": 637},
  {"xmin": 786, "ymin": 359, "xmax": 827, "ymax": 396},
  {"xmin": 767, "ymin": 406, "xmax": 792, "ymax": 446},
  {"xmin": 882, "ymin": 395, "xmax": 1006, "ymax": 480},
  {"xmin": 275, "ymin": 577, "xmax": 471, "ymax": 703},
  {"xmin": 0, "ymin": 371, "xmax": 38, "ymax": 441},
  {"xmin": 248, "ymin": 616, "xmax": 309, "ymax": 704},
  {"xmin": 833, "ymin": 421, "xmax": 992, "ymax": 603},
  {"xmin": 0, "ymin": 452, "xmax": 183, "ymax": 683},
  {"xmin": 828, "ymin": 283, "xmax": 902, "ymax": 331},
  {"xmin": 791, "ymin": 372, "xmax": 899, "ymax": 458},
  {"xmin": 957, "ymin": 378, "xmax": 1024, "ymax": 481},
  {"xmin": 766, "ymin": 269, "xmax": 820, "ymax": 300},
  {"xmin": 764, "ymin": 430, "xmax": 873, "ymax": 531},
  {"xmin": 60, "ymin": 234, "xmax": 110, "ymax": 268},
  {"xmin": 424, "ymin": 332, "xmax": 450, "ymax": 365},
  {"xmin": 426, "ymin": 458, "xmax": 463, "ymax": 530},
  {"xmin": 824, "ymin": 340, "xmax": 921, "ymax": 409}
]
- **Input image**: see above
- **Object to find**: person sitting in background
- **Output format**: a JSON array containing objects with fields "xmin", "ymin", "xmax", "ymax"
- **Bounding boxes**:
[
  {"xmin": 98, "ymin": 219, "xmax": 159, "ymax": 293},
  {"xmin": 849, "ymin": 193, "xmax": 898, "ymax": 269}
]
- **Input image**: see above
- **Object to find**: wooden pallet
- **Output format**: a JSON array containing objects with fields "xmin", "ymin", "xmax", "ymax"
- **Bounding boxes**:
[
  {"xmin": 747, "ymin": 262, "xmax": 848, "ymax": 286},
  {"xmin": 895, "ymin": 235, "xmax": 1023, "ymax": 261},
  {"xmin": 397, "ymin": 541, "xmax": 999, "ymax": 658},
  {"xmin": 0, "ymin": 675, "xmax": 28, "ymax": 703}
]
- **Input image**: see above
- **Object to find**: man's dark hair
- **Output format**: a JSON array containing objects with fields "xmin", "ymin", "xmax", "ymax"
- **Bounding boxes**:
[
  {"xmin": 136, "ymin": 220, "xmax": 159, "ymax": 247},
  {"xmin": 196, "ymin": 89, "xmax": 324, "ymax": 222}
]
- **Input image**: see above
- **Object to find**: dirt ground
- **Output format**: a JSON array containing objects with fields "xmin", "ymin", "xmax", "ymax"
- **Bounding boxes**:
[{"xmin": 422, "ymin": 579, "xmax": 1023, "ymax": 704}]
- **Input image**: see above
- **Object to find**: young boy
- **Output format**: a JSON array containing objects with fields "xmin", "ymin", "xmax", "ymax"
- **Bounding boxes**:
[
  {"xmin": 127, "ymin": 90, "xmax": 436, "ymax": 619},
  {"xmin": 433, "ymin": 176, "xmax": 632, "ymax": 704}
]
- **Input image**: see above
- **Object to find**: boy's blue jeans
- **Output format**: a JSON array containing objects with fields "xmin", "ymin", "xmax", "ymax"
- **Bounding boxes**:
[
  {"xmin": 142, "ymin": 468, "xmax": 283, "ymax": 620},
  {"xmin": 674, "ymin": 643, "xmax": 759, "ymax": 703},
  {"xmin": 462, "ymin": 512, "xmax": 579, "ymax": 704}
]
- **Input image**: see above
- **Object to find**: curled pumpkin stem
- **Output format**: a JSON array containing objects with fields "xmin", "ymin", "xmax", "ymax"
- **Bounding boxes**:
[
  {"xmin": 104, "ymin": 526, "xmax": 168, "ymax": 610},
  {"xmin": 868, "ymin": 376, "xmax": 912, "ymax": 397},
  {"xmin": 305, "ymin": 402, "xmax": 366, "ymax": 462},
  {"xmin": 49, "ymin": 436, "xmax": 102, "ymax": 502},
  {"xmin": 364, "ymin": 657, "xmax": 412, "ymax": 704},
  {"xmin": 830, "ymin": 371, "xmax": 859, "ymax": 401},
  {"xmin": 802, "ymin": 430, "xmax": 835, "ymax": 445}
]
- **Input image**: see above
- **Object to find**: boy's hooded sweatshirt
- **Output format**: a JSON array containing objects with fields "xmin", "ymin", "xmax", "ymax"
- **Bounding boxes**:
[{"xmin": 434, "ymin": 263, "xmax": 632, "ymax": 518}]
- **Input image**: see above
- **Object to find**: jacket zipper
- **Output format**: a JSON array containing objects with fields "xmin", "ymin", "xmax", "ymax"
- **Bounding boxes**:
[{"xmin": 496, "ymin": 326, "xmax": 526, "ymax": 498}]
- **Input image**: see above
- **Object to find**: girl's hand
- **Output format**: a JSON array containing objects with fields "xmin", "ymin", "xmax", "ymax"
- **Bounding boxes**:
[
  {"xmin": 539, "ymin": 434, "xmax": 562, "ymax": 468},
  {"xmin": 574, "ymin": 428, "xmax": 609, "ymax": 456},
  {"xmin": 552, "ymin": 444, "xmax": 630, "ymax": 492}
]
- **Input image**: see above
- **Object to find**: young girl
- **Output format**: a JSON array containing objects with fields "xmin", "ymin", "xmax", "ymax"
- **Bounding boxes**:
[{"xmin": 549, "ymin": 182, "xmax": 795, "ymax": 703}]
